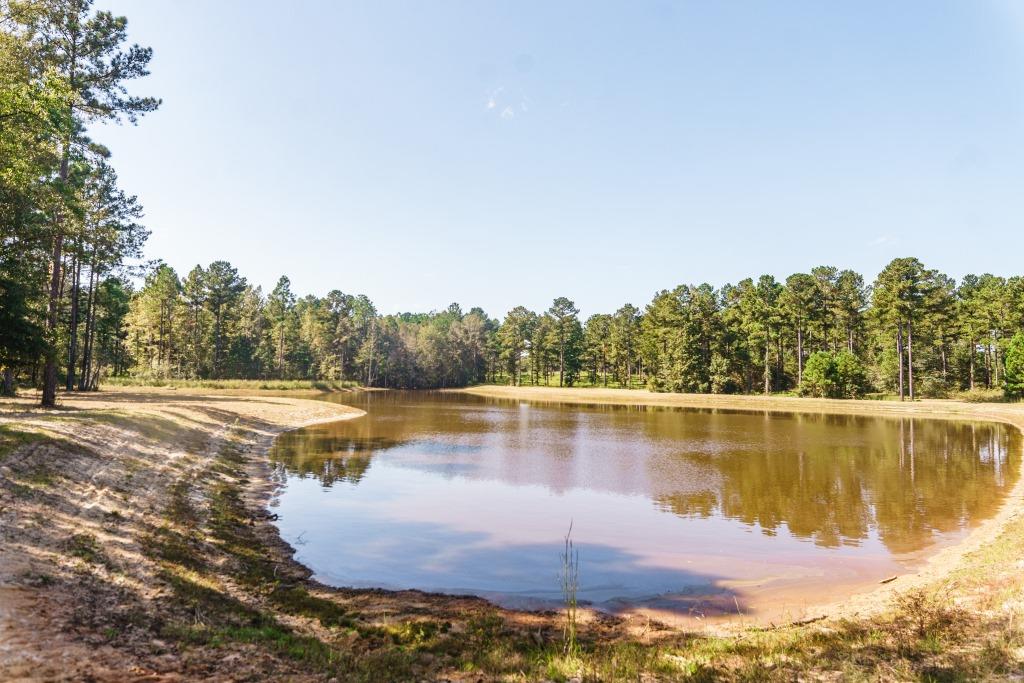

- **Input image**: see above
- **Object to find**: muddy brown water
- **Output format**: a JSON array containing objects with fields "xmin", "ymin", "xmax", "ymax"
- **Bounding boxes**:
[{"xmin": 267, "ymin": 391, "xmax": 1020, "ymax": 622}]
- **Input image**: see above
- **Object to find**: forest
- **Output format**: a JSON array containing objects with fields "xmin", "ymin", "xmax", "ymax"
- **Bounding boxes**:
[
  {"xmin": 4, "ymin": 0, "xmax": 1024, "ymax": 403},
  {"xmin": 104, "ymin": 259, "xmax": 1024, "ymax": 399}
]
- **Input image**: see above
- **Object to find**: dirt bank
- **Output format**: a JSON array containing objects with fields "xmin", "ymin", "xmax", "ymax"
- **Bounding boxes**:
[{"xmin": 0, "ymin": 389, "xmax": 357, "ymax": 680}]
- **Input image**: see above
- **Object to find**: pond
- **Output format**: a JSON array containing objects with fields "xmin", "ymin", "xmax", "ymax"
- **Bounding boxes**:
[{"xmin": 268, "ymin": 391, "xmax": 1020, "ymax": 622}]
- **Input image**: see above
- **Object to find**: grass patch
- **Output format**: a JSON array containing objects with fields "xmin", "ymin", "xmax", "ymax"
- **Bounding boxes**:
[
  {"xmin": 101, "ymin": 377, "xmax": 359, "ymax": 392},
  {"xmin": 21, "ymin": 466, "xmax": 57, "ymax": 487},
  {"xmin": 170, "ymin": 623, "xmax": 345, "ymax": 668},
  {"xmin": 67, "ymin": 533, "xmax": 103, "ymax": 564},
  {"xmin": 0, "ymin": 424, "xmax": 41, "ymax": 460},
  {"xmin": 951, "ymin": 388, "xmax": 1014, "ymax": 403}
]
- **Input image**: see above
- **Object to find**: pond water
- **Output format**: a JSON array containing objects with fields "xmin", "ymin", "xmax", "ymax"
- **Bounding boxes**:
[{"xmin": 268, "ymin": 391, "xmax": 1020, "ymax": 621}]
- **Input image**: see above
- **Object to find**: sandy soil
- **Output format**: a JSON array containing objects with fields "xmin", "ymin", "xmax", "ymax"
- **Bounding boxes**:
[
  {"xmin": 0, "ymin": 388, "xmax": 359, "ymax": 681},
  {"xmin": 457, "ymin": 385, "xmax": 1024, "ymax": 624}
]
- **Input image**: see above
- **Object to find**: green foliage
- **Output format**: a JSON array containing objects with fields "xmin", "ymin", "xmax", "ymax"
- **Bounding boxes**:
[
  {"xmin": 547, "ymin": 297, "xmax": 582, "ymax": 387},
  {"xmin": 103, "ymin": 257, "xmax": 1024, "ymax": 397},
  {"xmin": 1, "ymin": 0, "xmax": 158, "ymax": 402},
  {"xmin": 0, "ymin": 277, "xmax": 45, "ymax": 369},
  {"xmin": 1004, "ymin": 332, "xmax": 1024, "ymax": 399},
  {"xmin": 802, "ymin": 351, "xmax": 867, "ymax": 398}
]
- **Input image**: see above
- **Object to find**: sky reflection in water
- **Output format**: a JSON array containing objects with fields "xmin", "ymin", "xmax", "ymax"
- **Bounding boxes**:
[{"xmin": 269, "ymin": 392, "xmax": 1019, "ymax": 615}]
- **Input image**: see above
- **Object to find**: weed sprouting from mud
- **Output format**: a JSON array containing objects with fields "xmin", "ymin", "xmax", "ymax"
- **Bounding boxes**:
[{"xmin": 561, "ymin": 520, "xmax": 581, "ymax": 661}]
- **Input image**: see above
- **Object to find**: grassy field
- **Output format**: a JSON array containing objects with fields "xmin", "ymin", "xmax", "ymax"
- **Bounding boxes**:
[{"xmin": 1, "ymin": 385, "xmax": 1023, "ymax": 680}]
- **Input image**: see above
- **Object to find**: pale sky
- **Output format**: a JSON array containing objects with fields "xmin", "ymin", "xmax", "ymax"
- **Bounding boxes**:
[{"xmin": 95, "ymin": 1, "xmax": 1024, "ymax": 317}]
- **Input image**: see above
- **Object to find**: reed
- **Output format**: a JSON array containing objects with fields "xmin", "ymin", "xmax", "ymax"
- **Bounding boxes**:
[{"xmin": 560, "ymin": 521, "xmax": 580, "ymax": 659}]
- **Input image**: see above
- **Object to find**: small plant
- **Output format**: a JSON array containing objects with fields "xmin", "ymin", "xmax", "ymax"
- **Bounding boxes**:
[
  {"xmin": 892, "ymin": 587, "xmax": 969, "ymax": 652},
  {"xmin": 68, "ymin": 533, "xmax": 102, "ymax": 563},
  {"xmin": 560, "ymin": 520, "xmax": 581, "ymax": 660}
]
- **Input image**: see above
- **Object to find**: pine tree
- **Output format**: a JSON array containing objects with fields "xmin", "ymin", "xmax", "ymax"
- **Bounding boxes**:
[
  {"xmin": 12, "ymin": 0, "xmax": 159, "ymax": 406},
  {"xmin": 1004, "ymin": 332, "xmax": 1024, "ymax": 399}
]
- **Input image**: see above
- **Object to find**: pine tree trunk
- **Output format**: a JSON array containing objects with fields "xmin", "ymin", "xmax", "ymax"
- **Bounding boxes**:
[
  {"xmin": 41, "ymin": 142, "xmax": 72, "ymax": 407},
  {"xmin": 213, "ymin": 307, "xmax": 222, "ymax": 378},
  {"xmin": 993, "ymin": 331, "xmax": 1000, "ymax": 386},
  {"xmin": 897, "ymin": 325, "xmax": 905, "ymax": 401},
  {"xmin": 986, "ymin": 343, "xmax": 992, "ymax": 389},
  {"xmin": 969, "ymin": 339, "xmax": 975, "ymax": 391},
  {"xmin": 41, "ymin": 231, "xmax": 64, "ymax": 407},
  {"xmin": 907, "ymin": 323, "xmax": 914, "ymax": 401},
  {"xmin": 559, "ymin": 345, "xmax": 565, "ymax": 387},
  {"xmin": 66, "ymin": 253, "xmax": 81, "ymax": 391},
  {"xmin": 941, "ymin": 344, "xmax": 947, "ymax": 385},
  {"xmin": 278, "ymin": 328, "xmax": 285, "ymax": 379},
  {"xmin": 79, "ymin": 265, "xmax": 97, "ymax": 391},
  {"xmin": 1, "ymin": 368, "xmax": 14, "ymax": 397},
  {"xmin": 763, "ymin": 341, "xmax": 771, "ymax": 395},
  {"xmin": 796, "ymin": 327, "xmax": 803, "ymax": 387}
]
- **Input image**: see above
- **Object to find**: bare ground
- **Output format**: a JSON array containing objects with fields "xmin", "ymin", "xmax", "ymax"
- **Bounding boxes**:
[
  {"xmin": 0, "ymin": 385, "xmax": 1022, "ymax": 681},
  {"xmin": 0, "ymin": 389, "xmax": 363, "ymax": 681}
]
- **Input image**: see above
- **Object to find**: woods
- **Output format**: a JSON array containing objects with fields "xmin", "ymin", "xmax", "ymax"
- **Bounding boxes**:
[
  {"xmin": 5, "ymin": 244, "xmax": 1024, "ymax": 398},
  {"xmin": 4, "ymin": 1, "xmax": 1024, "ymax": 401}
]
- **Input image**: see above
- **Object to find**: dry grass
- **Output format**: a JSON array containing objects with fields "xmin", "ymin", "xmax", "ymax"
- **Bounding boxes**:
[
  {"xmin": 457, "ymin": 384, "xmax": 1024, "ymax": 425},
  {"xmin": 101, "ymin": 376, "xmax": 359, "ymax": 392}
]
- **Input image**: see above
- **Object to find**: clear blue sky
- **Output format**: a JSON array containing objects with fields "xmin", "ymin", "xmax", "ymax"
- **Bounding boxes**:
[{"xmin": 95, "ymin": 1, "xmax": 1024, "ymax": 317}]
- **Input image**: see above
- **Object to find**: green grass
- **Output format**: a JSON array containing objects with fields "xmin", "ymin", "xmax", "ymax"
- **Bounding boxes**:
[
  {"xmin": 951, "ymin": 388, "xmax": 1015, "ymax": 403},
  {"xmin": 67, "ymin": 533, "xmax": 104, "ymax": 564},
  {"xmin": 0, "ymin": 424, "xmax": 42, "ymax": 460},
  {"xmin": 492, "ymin": 372, "xmax": 648, "ymax": 391},
  {"xmin": 489, "ymin": 376, "xmax": 1022, "ymax": 404},
  {"xmin": 100, "ymin": 377, "xmax": 359, "ymax": 391}
]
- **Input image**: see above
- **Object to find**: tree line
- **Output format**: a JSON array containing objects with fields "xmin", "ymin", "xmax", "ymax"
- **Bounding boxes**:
[
  {"xmin": 30, "ymin": 255, "xmax": 1024, "ymax": 400},
  {"xmin": 4, "ymin": 2, "xmax": 1024, "ymax": 403},
  {"xmin": 125, "ymin": 264, "xmax": 494, "ymax": 389},
  {"xmin": 495, "ymin": 264, "xmax": 1024, "ymax": 399}
]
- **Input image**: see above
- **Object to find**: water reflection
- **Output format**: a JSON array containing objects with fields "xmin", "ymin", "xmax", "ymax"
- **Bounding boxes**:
[{"xmin": 269, "ymin": 391, "xmax": 1020, "ymax": 613}]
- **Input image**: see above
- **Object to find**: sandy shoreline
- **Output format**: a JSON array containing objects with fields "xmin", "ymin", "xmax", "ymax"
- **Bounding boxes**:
[{"xmin": 0, "ymin": 388, "xmax": 361, "ymax": 680}]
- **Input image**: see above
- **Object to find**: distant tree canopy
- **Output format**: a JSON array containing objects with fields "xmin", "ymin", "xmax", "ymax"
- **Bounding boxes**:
[{"xmin": 74, "ymin": 257, "xmax": 1021, "ymax": 396}]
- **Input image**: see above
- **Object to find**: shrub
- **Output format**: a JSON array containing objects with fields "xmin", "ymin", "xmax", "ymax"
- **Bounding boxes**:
[{"xmin": 802, "ymin": 351, "xmax": 866, "ymax": 399}]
